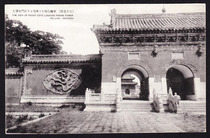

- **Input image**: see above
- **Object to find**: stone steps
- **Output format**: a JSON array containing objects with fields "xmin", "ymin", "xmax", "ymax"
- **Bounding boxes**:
[
  {"xmin": 119, "ymin": 100, "xmax": 206, "ymax": 113},
  {"xmin": 120, "ymin": 100, "xmax": 152, "ymax": 112},
  {"xmin": 179, "ymin": 101, "xmax": 206, "ymax": 113}
]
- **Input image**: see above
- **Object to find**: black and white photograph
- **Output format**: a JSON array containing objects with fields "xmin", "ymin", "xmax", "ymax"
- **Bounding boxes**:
[{"xmin": 5, "ymin": 4, "xmax": 206, "ymax": 134}]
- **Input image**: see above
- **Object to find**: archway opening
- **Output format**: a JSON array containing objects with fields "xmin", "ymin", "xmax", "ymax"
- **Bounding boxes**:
[
  {"xmin": 166, "ymin": 65, "xmax": 195, "ymax": 100},
  {"xmin": 121, "ymin": 69, "xmax": 149, "ymax": 100}
]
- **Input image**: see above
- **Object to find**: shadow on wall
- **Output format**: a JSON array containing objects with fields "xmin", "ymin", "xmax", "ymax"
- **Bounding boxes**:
[
  {"xmin": 166, "ymin": 67, "xmax": 195, "ymax": 100},
  {"xmin": 70, "ymin": 65, "xmax": 101, "ymax": 95}
]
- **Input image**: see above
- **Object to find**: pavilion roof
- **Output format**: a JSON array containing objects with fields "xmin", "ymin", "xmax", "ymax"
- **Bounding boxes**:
[
  {"xmin": 22, "ymin": 54, "xmax": 101, "ymax": 64},
  {"xmin": 121, "ymin": 82, "xmax": 138, "ymax": 85},
  {"xmin": 121, "ymin": 76, "xmax": 135, "ymax": 80},
  {"xmin": 92, "ymin": 12, "xmax": 205, "ymax": 31}
]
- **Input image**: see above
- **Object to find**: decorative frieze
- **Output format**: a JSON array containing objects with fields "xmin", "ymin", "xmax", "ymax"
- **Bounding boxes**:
[
  {"xmin": 100, "ymin": 44, "xmax": 205, "ymax": 53},
  {"xmin": 96, "ymin": 33, "xmax": 205, "ymax": 45}
]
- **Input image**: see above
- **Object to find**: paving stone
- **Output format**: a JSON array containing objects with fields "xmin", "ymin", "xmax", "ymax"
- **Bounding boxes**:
[{"xmin": 11, "ymin": 110, "xmax": 206, "ymax": 133}]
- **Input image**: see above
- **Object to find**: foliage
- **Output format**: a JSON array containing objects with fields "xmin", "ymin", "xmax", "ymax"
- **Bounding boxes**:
[
  {"xmin": 58, "ymin": 104, "xmax": 71, "ymax": 109},
  {"xmin": 26, "ymin": 101, "xmax": 32, "ymax": 106},
  {"xmin": 29, "ymin": 116, "xmax": 35, "ymax": 121},
  {"xmin": 6, "ymin": 115, "xmax": 14, "ymax": 128},
  {"xmin": 6, "ymin": 43, "xmax": 24, "ymax": 68},
  {"xmin": 16, "ymin": 115, "xmax": 28, "ymax": 123},
  {"xmin": 39, "ymin": 113, "xmax": 45, "ymax": 118},
  {"xmin": 5, "ymin": 15, "xmax": 65, "ymax": 68}
]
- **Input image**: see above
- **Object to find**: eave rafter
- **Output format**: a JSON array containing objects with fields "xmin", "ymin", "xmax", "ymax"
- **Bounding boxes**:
[{"xmin": 94, "ymin": 29, "xmax": 206, "ymax": 46}]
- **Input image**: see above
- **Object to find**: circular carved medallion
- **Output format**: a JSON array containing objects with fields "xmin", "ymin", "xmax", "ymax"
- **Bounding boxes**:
[{"xmin": 43, "ymin": 69, "xmax": 81, "ymax": 94}]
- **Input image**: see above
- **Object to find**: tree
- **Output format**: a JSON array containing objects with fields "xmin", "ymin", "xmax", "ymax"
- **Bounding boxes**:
[{"xmin": 5, "ymin": 15, "xmax": 65, "ymax": 68}]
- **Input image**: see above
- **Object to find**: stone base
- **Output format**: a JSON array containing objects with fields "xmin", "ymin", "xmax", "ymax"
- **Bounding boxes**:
[
  {"xmin": 186, "ymin": 95, "xmax": 197, "ymax": 101},
  {"xmin": 84, "ymin": 102, "xmax": 116, "ymax": 111},
  {"xmin": 20, "ymin": 96, "xmax": 85, "ymax": 106}
]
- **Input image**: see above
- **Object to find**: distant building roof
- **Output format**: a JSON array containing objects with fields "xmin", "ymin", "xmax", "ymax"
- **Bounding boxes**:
[
  {"xmin": 121, "ymin": 76, "xmax": 135, "ymax": 80},
  {"xmin": 5, "ymin": 68, "xmax": 23, "ymax": 76},
  {"xmin": 92, "ymin": 11, "xmax": 205, "ymax": 31},
  {"xmin": 22, "ymin": 54, "xmax": 101, "ymax": 64},
  {"xmin": 121, "ymin": 82, "xmax": 138, "ymax": 85}
]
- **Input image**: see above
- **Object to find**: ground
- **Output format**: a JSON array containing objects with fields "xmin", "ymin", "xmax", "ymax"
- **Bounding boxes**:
[{"xmin": 6, "ymin": 107, "xmax": 206, "ymax": 134}]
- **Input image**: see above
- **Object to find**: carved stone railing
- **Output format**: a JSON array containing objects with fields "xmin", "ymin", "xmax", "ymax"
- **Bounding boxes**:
[
  {"xmin": 84, "ymin": 88, "xmax": 117, "ymax": 111},
  {"xmin": 85, "ymin": 89, "xmax": 101, "ymax": 102},
  {"xmin": 85, "ymin": 88, "xmax": 116, "ymax": 103},
  {"xmin": 89, "ymin": 93, "xmax": 101, "ymax": 101},
  {"xmin": 104, "ymin": 94, "xmax": 116, "ymax": 101}
]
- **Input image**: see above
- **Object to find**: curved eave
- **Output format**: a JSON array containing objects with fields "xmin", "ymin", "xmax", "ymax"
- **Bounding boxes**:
[
  {"xmin": 5, "ymin": 72, "xmax": 23, "ymax": 76},
  {"xmin": 121, "ymin": 82, "xmax": 138, "ymax": 85},
  {"xmin": 22, "ymin": 54, "xmax": 102, "ymax": 64},
  {"xmin": 5, "ymin": 68, "xmax": 23, "ymax": 76},
  {"xmin": 93, "ymin": 27, "xmax": 206, "ymax": 34},
  {"xmin": 22, "ymin": 59, "xmax": 101, "ymax": 64},
  {"xmin": 121, "ymin": 77, "xmax": 135, "ymax": 80}
]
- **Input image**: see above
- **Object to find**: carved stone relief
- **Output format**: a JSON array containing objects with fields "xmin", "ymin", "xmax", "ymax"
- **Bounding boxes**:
[{"xmin": 43, "ymin": 69, "xmax": 81, "ymax": 95}]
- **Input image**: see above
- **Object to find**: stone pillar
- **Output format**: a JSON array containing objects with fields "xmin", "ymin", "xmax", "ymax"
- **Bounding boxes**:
[
  {"xmin": 22, "ymin": 67, "xmax": 28, "ymax": 96},
  {"xmin": 85, "ymin": 88, "xmax": 90, "ymax": 102},
  {"xmin": 116, "ymin": 77, "xmax": 122, "ymax": 100},
  {"xmin": 116, "ymin": 77, "xmax": 121, "ymax": 111},
  {"xmin": 101, "ymin": 89, "xmax": 104, "ymax": 102},
  {"xmin": 161, "ymin": 78, "xmax": 167, "ymax": 94},
  {"xmin": 190, "ymin": 77, "xmax": 200, "ymax": 100},
  {"xmin": 20, "ymin": 66, "xmax": 32, "ymax": 103},
  {"xmin": 148, "ymin": 77, "xmax": 154, "ymax": 101}
]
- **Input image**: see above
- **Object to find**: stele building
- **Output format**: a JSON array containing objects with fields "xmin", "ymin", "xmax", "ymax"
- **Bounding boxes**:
[{"xmin": 6, "ymin": 9, "xmax": 206, "ymax": 111}]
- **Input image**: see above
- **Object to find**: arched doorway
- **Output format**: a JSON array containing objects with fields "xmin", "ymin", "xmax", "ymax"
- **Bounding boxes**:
[
  {"xmin": 121, "ymin": 68, "xmax": 149, "ymax": 100},
  {"xmin": 166, "ymin": 65, "xmax": 195, "ymax": 100}
]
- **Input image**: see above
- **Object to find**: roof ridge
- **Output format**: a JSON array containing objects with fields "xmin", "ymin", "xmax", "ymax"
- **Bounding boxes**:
[
  {"xmin": 91, "ymin": 10, "xmax": 205, "ymax": 31},
  {"xmin": 115, "ymin": 12, "xmax": 205, "ymax": 19},
  {"xmin": 30, "ymin": 54, "xmax": 100, "ymax": 57}
]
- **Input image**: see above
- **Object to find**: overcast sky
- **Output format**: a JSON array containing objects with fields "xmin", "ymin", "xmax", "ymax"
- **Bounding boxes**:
[{"xmin": 5, "ymin": 4, "xmax": 205, "ymax": 55}]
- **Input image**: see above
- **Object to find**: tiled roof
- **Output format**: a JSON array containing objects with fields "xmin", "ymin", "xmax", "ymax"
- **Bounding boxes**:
[
  {"xmin": 121, "ymin": 82, "xmax": 138, "ymax": 85},
  {"xmin": 121, "ymin": 76, "xmax": 135, "ymax": 80},
  {"xmin": 22, "ymin": 54, "xmax": 101, "ymax": 63},
  {"xmin": 92, "ymin": 12, "xmax": 205, "ymax": 31},
  {"xmin": 5, "ymin": 68, "xmax": 23, "ymax": 75}
]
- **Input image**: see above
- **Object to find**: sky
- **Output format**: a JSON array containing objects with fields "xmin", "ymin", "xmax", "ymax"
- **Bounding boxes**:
[{"xmin": 5, "ymin": 4, "xmax": 205, "ymax": 55}]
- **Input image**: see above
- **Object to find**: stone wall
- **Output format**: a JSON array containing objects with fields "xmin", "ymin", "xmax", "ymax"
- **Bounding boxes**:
[
  {"xmin": 20, "ymin": 63, "xmax": 101, "ymax": 104},
  {"xmin": 24, "ymin": 68, "xmax": 83, "ymax": 97},
  {"xmin": 5, "ymin": 75, "xmax": 23, "ymax": 104}
]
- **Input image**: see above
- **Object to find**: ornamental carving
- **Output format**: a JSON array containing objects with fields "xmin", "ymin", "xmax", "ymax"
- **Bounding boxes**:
[
  {"xmin": 43, "ymin": 69, "xmax": 81, "ymax": 95},
  {"xmin": 97, "ymin": 33, "xmax": 205, "ymax": 44}
]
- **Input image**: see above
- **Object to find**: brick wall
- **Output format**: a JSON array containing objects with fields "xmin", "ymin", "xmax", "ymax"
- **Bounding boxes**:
[
  {"xmin": 23, "ymin": 63, "xmax": 101, "ymax": 97},
  {"xmin": 101, "ymin": 45, "xmax": 206, "ymax": 82}
]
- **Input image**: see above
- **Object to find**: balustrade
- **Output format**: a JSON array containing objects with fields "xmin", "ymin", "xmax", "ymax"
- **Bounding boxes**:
[{"xmin": 85, "ymin": 88, "xmax": 117, "ymax": 102}]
